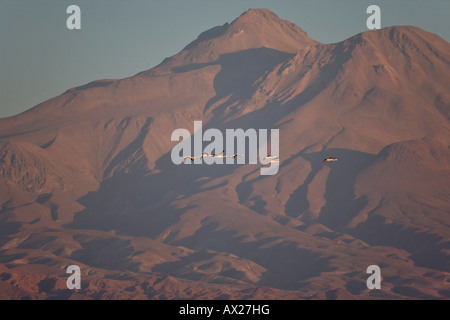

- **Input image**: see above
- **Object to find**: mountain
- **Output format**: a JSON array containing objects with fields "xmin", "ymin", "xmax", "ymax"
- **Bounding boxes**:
[{"xmin": 0, "ymin": 9, "xmax": 449, "ymax": 300}]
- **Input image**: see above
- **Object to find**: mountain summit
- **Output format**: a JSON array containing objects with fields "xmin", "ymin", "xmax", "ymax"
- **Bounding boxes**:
[
  {"xmin": 0, "ymin": 9, "xmax": 449, "ymax": 299},
  {"xmin": 154, "ymin": 8, "xmax": 318, "ymax": 68}
]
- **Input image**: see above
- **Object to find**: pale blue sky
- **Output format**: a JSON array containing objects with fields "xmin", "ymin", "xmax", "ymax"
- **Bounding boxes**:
[{"xmin": 1, "ymin": 0, "xmax": 449, "ymax": 118}]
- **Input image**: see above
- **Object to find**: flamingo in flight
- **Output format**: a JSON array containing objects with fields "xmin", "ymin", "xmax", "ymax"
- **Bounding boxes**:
[
  {"xmin": 230, "ymin": 153, "xmax": 244, "ymax": 159},
  {"xmin": 263, "ymin": 155, "xmax": 279, "ymax": 160},
  {"xmin": 210, "ymin": 150, "xmax": 226, "ymax": 158},
  {"xmin": 183, "ymin": 152, "xmax": 209, "ymax": 162},
  {"xmin": 184, "ymin": 151, "xmax": 245, "ymax": 162}
]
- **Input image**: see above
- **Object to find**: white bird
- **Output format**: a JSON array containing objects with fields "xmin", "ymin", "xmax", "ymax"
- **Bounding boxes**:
[
  {"xmin": 229, "ymin": 153, "xmax": 244, "ymax": 159},
  {"xmin": 183, "ymin": 156, "xmax": 196, "ymax": 163},
  {"xmin": 211, "ymin": 150, "xmax": 226, "ymax": 158},
  {"xmin": 184, "ymin": 152, "xmax": 210, "ymax": 162},
  {"xmin": 263, "ymin": 155, "xmax": 279, "ymax": 160}
]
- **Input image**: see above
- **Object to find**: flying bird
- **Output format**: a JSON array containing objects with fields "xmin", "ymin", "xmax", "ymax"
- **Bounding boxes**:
[
  {"xmin": 184, "ymin": 152, "xmax": 210, "ymax": 162},
  {"xmin": 261, "ymin": 155, "xmax": 279, "ymax": 165},
  {"xmin": 322, "ymin": 157, "xmax": 338, "ymax": 162},
  {"xmin": 183, "ymin": 156, "xmax": 196, "ymax": 163},
  {"xmin": 211, "ymin": 150, "xmax": 226, "ymax": 158},
  {"xmin": 229, "ymin": 153, "xmax": 244, "ymax": 158}
]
